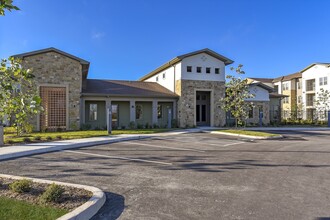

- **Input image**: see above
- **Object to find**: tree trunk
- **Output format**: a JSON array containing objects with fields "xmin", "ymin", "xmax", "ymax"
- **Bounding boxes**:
[{"xmin": 0, "ymin": 125, "xmax": 4, "ymax": 146}]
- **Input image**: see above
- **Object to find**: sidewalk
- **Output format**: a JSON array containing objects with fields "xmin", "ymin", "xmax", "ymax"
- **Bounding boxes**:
[
  {"xmin": 197, "ymin": 126, "xmax": 330, "ymax": 131},
  {"xmin": 0, "ymin": 128, "xmax": 201, "ymax": 161}
]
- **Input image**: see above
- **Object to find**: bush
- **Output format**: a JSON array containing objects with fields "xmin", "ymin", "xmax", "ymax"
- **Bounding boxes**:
[
  {"xmin": 128, "ymin": 121, "xmax": 135, "ymax": 129},
  {"xmin": 34, "ymin": 136, "xmax": 41, "ymax": 141},
  {"xmin": 39, "ymin": 183, "xmax": 64, "ymax": 204},
  {"xmin": 56, "ymin": 135, "xmax": 62, "ymax": 140},
  {"xmin": 80, "ymin": 123, "xmax": 92, "ymax": 130},
  {"xmin": 23, "ymin": 124, "xmax": 34, "ymax": 133},
  {"xmin": 4, "ymin": 127, "xmax": 16, "ymax": 134},
  {"xmin": 137, "ymin": 123, "xmax": 143, "ymax": 129},
  {"xmin": 171, "ymin": 119, "xmax": 178, "ymax": 128},
  {"xmin": 6, "ymin": 140, "xmax": 14, "ymax": 145},
  {"xmin": 23, "ymin": 137, "xmax": 31, "ymax": 143},
  {"xmin": 46, "ymin": 136, "xmax": 52, "ymax": 141},
  {"xmin": 153, "ymin": 123, "xmax": 159, "ymax": 129},
  {"xmin": 9, "ymin": 179, "xmax": 32, "ymax": 193}
]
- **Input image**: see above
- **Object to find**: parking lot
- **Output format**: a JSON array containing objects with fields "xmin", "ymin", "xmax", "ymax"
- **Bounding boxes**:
[{"xmin": 1, "ymin": 131, "xmax": 330, "ymax": 220}]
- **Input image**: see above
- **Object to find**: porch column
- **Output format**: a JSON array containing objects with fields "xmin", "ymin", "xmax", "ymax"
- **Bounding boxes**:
[
  {"xmin": 130, "ymin": 100, "xmax": 136, "ymax": 123},
  {"xmin": 172, "ymin": 100, "xmax": 177, "ymax": 119},
  {"xmin": 80, "ymin": 98, "xmax": 85, "ymax": 125},
  {"xmin": 152, "ymin": 100, "xmax": 158, "ymax": 125},
  {"xmin": 106, "ymin": 99, "xmax": 111, "ymax": 132}
]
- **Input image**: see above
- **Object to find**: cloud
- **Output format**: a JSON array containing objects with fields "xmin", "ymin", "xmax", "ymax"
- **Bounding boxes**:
[{"xmin": 91, "ymin": 31, "xmax": 105, "ymax": 40}]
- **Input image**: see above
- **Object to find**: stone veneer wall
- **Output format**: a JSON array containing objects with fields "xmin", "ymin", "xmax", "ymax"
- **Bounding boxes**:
[
  {"xmin": 22, "ymin": 51, "xmax": 82, "ymax": 130},
  {"xmin": 175, "ymin": 79, "xmax": 226, "ymax": 127},
  {"xmin": 246, "ymin": 101, "xmax": 270, "ymax": 125}
]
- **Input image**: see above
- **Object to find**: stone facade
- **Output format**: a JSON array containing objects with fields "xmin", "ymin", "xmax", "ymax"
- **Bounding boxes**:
[
  {"xmin": 175, "ymin": 79, "xmax": 226, "ymax": 127},
  {"xmin": 21, "ymin": 51, "xmax": 82, "ymax": 130},
  {"xmin": 246, "ymin": 101, "xmax": 270, "ymax": 125}
]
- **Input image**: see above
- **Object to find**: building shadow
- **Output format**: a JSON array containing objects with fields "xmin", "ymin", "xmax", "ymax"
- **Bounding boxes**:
[{"xmin": 91, "ymin": 192, "xmax": 125, "ymax": 220}]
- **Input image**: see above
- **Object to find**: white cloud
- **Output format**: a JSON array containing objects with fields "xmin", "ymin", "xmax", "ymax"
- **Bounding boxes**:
[{"xmin": 91, "ymin": 31, "xmax": 105, "ymax": 40}]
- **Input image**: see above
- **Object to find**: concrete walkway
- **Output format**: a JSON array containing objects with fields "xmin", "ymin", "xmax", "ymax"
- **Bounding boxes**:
[{"xmin": 0, "ymin": 129, "xmax": 201, "ymax": 161}]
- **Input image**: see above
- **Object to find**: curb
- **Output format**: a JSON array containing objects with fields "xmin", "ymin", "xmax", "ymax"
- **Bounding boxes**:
[
  {"xmin": 0, "ymin": 173, "xmax": 106, "ymax": 220},
  {"xmin": 0, "ymin": 135, "xmax": 150, "ymax": 161},
  {"xmin": 209, "ymin": 131, "xmax": 283, "ymax": 140}
]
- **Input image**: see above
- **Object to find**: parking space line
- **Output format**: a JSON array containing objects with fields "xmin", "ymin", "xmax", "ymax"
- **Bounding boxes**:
[
  {"xmin": 223, "ymin": 141, "xmax": 245, "ymax": 147},
  {"xmin": 125, "ymin": 141, "xmax": 205, "ymax": 153},
  {"xmin": 64, "ymin": 150, "xmax": 173, "ymax": 165}
]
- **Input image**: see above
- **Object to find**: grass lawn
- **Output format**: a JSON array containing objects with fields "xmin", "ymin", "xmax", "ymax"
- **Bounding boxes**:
[
  {"xmin": 4, "ymin": 128, "xmax": 179, "ymax": 144},
  {"xmin": 219, "ymin": 129, "xmax": 280, "ymax": 137},
  {"xmin": 0, "ymin": 196, "xmax": 68, "ymax": 220}
]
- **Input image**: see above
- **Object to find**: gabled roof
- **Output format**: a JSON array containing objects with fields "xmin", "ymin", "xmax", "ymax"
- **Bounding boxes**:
[
  {"xmin": 247, "ymin": 77, "xmax": 274, "ymax": 84},
  {"xmin": 139, "ymin": 48, "xmax": 234, "ymax": 81},
  {"xmin": 272, "ymin": 72, "xmax": 301, "ymax": 83},
  {"xmin": 12, "ymin": 47, "xmax": 90, "ymax": 64},
  {"xmin": 300, "ymin": 62, "xmax": 330, "ymax": 73},
  {"xmin": 12, "ymin": 47, "xmax": 90, "ymax": 79},
  {"xmin": 249, "ymin": 82, "xmax": 274, "ymax": 92},
  {"xmin": 82, "ymin": 79, "xmax": 178, "ymax": 98}
]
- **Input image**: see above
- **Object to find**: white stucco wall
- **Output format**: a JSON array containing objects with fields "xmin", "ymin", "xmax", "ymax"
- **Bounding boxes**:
[
  {"xmin": 245, "ymin": 85, "xmax": 270, "ymax": 102},
  {"xmin": 181, "ymin": 53, "xmax": 225, "ymax": 82},
  {"xmin": 302, "ymin": 64, "xmax": 330, "ymax": 109}
]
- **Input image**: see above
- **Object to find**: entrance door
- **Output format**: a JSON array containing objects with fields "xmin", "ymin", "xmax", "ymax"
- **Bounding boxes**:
[{"xmin": 196, "ymin": 91, "xmax": 210, "ymax": 126}]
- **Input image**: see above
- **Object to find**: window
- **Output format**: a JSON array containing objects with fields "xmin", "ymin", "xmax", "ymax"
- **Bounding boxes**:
[
  {"xmin": 283, "ymin": 97, "xmax": 289, "ymax": 104},
  {"xmin": 136, "ymin": 104, "xmax": 143, "ymax": 119},
  {"xmin": 215, "ymin": 68, "xmax": 220, "ymax": 74},
  {"xmin": 162, "ymin": 73, "xmax": 166, "ymax": 79},
  {"xmin": 206, "ymin": 67, "xmax": 211, "ymax": 74},
  {"xmin": 156, "ymin": 76, "xmax": 159, "ymax": 82},
  {"xmin": 187, "ymin": 66, "xmax": 192, "ymax": 72},
  {"xmin": 320, "ymin": 77, "xmax": 328, "ymax": 86},
  {"xmin": 282, "ymin": 82, "xmax": 289, "ymax": 91},
  {"xmin": 89, "ymin": 104, "xmax": 97, "ymax": 121},
  {"xmin": 157, "ymin": 104, "xmax": 162, "ymax": 119},
  {"xmin": 297, "ymin": 81, "xmax": 301, "ymax": 89},
  {"xmin": 298, "ymin": 96, "xmax": 302, "ymax": 104},
  {"xmin": 274, "ymin": 85, "xmax": 279, "ymax": 93},
  {"xmin": 196, "ymin": 67, "xmax": 202, "ymax": 73}
]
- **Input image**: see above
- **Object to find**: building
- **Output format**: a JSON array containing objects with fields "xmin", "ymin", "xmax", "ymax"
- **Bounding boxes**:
[
  {"xmin": 13, "ymin": 47, "xmax": 234, "ymax": 131},
  {"xmin": 273, "ymin": 72, "xmax": 302, "ymax": 119},
  {"xmin": 300, "ymin": 63, "xmax": 330, "ymax": 120}
]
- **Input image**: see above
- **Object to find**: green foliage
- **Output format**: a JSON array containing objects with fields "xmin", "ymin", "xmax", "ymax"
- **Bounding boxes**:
[
  {"xmin": 39, "ymin": 183, "xmax": 64, "ymax": 204},
  {"xmin": 0, "ymin": 0, "xmax": 19, "ymax": 16},
  {"xmin": 137, "ymin": 123, "xmax": 143, "ymax": 129},
  {"xmin": 33, "ymin": 136, "xmax": 41, "ymax": 141},
  {"xmin": 80, "ymin": 123, "xmax": 92, "ymax": 130},
  {"xmin": 46, "ymin": 136, "xmax": 52, "ymax": 141},
  {"xmin": 0, "ymin": 58, "xmax": 42, "ymax": 136},
  {"xmin": 315, "ymin": 88, "xmax": 330, "ymax": 120},
  {"xmin": 4, "ymin": 126, "xmax": 15, "ymax": 134},
  {"xmin": 9, "ymin": 179, "xmax": 32, "ymax": 193},
  {"xmin": 56, "ymin": 135, "xmax": 62, "ymax": 140},
  {"xmin": 23, "ymin": 137, "xmax": 31, "ymax": 143},
  {"xmin": 128, "ymin": 121, "xmax": 136, "ymax": 129},
  {"xmin": 221, "ymin": 64, "xmax": 255, "ymax": 128},
  {"xmin": 171, "ymin": 119, "xmax": 178, "ymax": 128}
]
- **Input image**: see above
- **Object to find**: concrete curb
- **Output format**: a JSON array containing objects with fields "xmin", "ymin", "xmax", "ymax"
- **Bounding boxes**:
[
  {"xmin": 0, "ymin": 135, "xmax": 150, "ymax": 161},
  {"xmin": 0, "ymin": 173, "xmax": 106, "ymax": 220},
  {"xmin": 209, "ymin": 131, "xmax": 283, "ymax": 140}
]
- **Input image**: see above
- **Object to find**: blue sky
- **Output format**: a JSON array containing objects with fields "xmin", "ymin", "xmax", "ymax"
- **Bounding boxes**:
[{"xmin": 0, "ymin": 0, "xmax": 329, "ymax": 80}]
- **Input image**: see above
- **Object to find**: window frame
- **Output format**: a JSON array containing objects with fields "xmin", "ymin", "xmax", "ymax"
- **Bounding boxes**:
[
  {"xmin": 215, "ymin": 68, "xmax": 220, "ymax": 74},
  {"xmin": 89, "ymin": 104, "xmax": 98, "ymax": 121},
  {"xmin": 135, "ymin": 104, "xmax": 143, "ymax": 120},
  {"xmin": 196, "ymin": 66, "xmax": 202, "ymax": 73},
  {"xmin": 187, "ymin": 66, "xmax": 192, "ymax": 73},
  {"xmin": 206, "ymin": 67, "xmax": 211, "ymax": 74}
]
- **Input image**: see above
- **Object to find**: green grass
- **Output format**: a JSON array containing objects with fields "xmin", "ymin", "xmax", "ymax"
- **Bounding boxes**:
[
  {"xmin": 0, "ymin": 196, "xmax": 68, "ymax": 220},
  {"xmin": 4, "ymin": 128, "xmax": 178, "ymax": 144},
  {"xmin": 219, "ymin": 129, "xmax": 280, "ymax": 137}
]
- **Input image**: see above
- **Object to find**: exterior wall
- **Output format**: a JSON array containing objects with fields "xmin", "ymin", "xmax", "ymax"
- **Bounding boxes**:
[
  {"xmin": 269, "ymin": 97, "xmax": 281, "ymax": 122},
  {"xmin": 175, "ymin": 79, "xmax": 226, "ymax": 127},
  {"xmin": 246, "ymin": 85, "xmax": 270, "ymax": 102},
  {"xmin": 145, "ymin": 63, "xmax": 182, "ymax": 93},
  {"xmin": 157, "ymin": 102, "xmax": 173, "ymax": 128},
  {"xmin": 302, "ymin": 64, "xmax": 330, "ymax": 115},
  {"xmin": 135, "ymin": 102, "xmax": 152, "ymax": 127},
  {"xmin": 181, "ymin": 53, "xmax": 226, "ymax": 82},
  {"xmin": 85, "ymin": 101, "xmax": 106, "ymax": 129},
  {"xmin": 21, "ymin": 51, "xmax": 82, "ymax": 130},
  {"xmin": 112, "ymin": 101, "xmax": 130, "ymax": 129},
  {"xmin": 246, "ymin": 101, "xmax": 270, "ymax": 125}
]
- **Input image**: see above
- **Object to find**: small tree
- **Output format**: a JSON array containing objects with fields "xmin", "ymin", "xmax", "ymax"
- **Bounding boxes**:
[
  {"xmin": 314, "ymin": 88, "xmax": 330, "ymax": 121},
  {"xmin": 0, "ymin": 0, "xmax": 19, "ymax": 15},
  {"xmin": 221, "ymin": 64, "xmax": 255, "ymax": 128},
  {"xmin": 0, "ymin": 57, "xmax": 42, "ymax": 136}
]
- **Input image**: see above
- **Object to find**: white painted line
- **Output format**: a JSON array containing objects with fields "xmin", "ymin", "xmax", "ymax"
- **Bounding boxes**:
[
  {"xmin": 223, "ymin": 141, "xmax": 245, "ymax": 147},
  {"xmin": 64, "ymin": 150, "xmax": 173, "ymax": 165},
  {"xmin": 126, "ymin": 141, "xmax": 205, "ymax": 153}
]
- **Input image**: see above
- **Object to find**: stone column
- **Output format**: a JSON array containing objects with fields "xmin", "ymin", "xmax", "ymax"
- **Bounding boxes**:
[
  {"xmin": 172, "ymin": 101, "xmax": 177, "ymax": 119},
  {"xmin": 106, "ymin": 99, "xmax": 111, "ymax": 132},
  {"xmin": 152, "ymin": 100, "xmax": 158, "ymax": 126},
  {"xmin": 80, "ymin": 98, "xmax": 85, "ymax": 126},
  {"xmin": 130, "ymin": 100, "xmax": 136, "ymax": 123}
]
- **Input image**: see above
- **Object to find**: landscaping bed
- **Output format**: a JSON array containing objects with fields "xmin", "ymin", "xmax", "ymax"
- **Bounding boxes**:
[{"xmin": 0, "ymin": 177, "xmax": 92, "ymax": 219}]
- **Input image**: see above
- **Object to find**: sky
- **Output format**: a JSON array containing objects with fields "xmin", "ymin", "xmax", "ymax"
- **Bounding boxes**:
[{"xmin": 0, "ymin": 0, "xmax": 329, "ymax": 80}]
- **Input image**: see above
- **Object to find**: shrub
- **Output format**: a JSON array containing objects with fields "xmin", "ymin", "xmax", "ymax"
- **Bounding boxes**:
[
  {"xmin": 94, "ymin": 126, "xmax": 101, "ymax": 130},
  {"xmin": 39, "ymin": 183, "xmax": 64, "ymax": 204},
  {"xmin": 152, "ymin": 123, "xmax": 159, "ymax": 129},
  {"xmin": 171, "ymin": 119, "xmax": 178, "ymax": 128},
  {"xmin": 9, "ymin": 179, "xmax": 32, "ymax": 193},
  {"xmin": 80, "ymin": 123, "xmax": 92, "ymax": 130},
  {"xmin": 34, "ymin": 136, "xmax": 41, "ymax": 141},
  {"xmin": 128, "ymin": 121, "xmax": 135, "ymax": 129},
  {"xmin": 145, "ymin": 122, "xmax": 150, "ymax": 129},
  {"xmin": 4, "ymin": 127, "xmax": 16, "ymax": 134},
  {"xmin": 24, "ymin": 124, "xmax": 34, "ymax": 133},
  {"xmin": 56, "ymin": 135, "xmax": 62, "ymax": 140},
  {"xmin": 6, "ymin": 140, "xmax": 14, "ymax": 145},
  {"xmin": 46, "ymin": 136, "xmax": 52, "ymax": 141},
  {"xmin": 23, "ymin": 137, "xmax": 31, "ymax": 143},
  {"xmin": 137, "ymin": 123, "xmax": 143, "ymax": 129}
]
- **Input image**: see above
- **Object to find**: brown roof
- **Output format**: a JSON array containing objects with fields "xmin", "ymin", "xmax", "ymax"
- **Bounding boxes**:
[
  {"xmin": 139, "ymin": 48, "xmax": 234, "ymax": 81},
  {"xmin": 249, "ymin": 82, "xmax": 274, "ymax": 92},
  {"xmin": 272, "ymin": 72, "xmax": 302, "ymax": 83},
  {"xmin": 82, "ymin": 79, "xmax": 178, "ymax": 98},
  {"xmin": 269, "ymin": 93, "xmax": 288, "ymax": 98}
]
